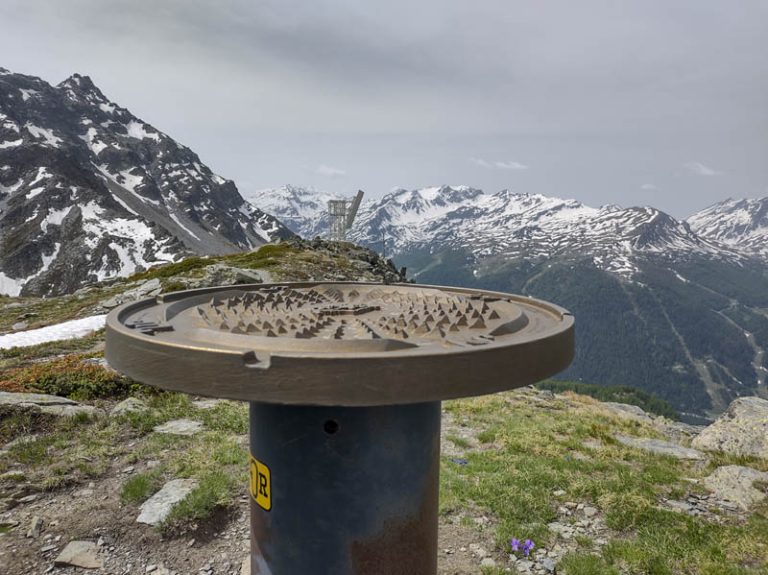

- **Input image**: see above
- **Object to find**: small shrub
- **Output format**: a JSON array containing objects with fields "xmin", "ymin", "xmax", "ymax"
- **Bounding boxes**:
[
  {"xmin": 0, "ymin": 355, "xmax": 142, "ymax": 400},
  {"xmin": 536, "ymin": 380, "xmax": 679, "ymax": 420},
  {"xmin": 128, "ymin": 257, "xmax": 212, "ymax": 282},
  {"xmin": 162, "ymin": 470, "xmax": 235, "ymax": 530},
  {"xmin": 477, "ymin": 429, "xmax": 497, "ymax": 444},
  {"xmin": 121, "ymin": 471, "xmax": 162, "ymax": 503},
  {"xmin": 446, "ymin": 434, "xmax": 471, "ymax": 449},
  {"xmin": 160, "ymin": 280, "xmax": 188, "ymax": 293},
  {"xmin": 222, "ymin": 243, "xmax": 293, "ymax": 270}
]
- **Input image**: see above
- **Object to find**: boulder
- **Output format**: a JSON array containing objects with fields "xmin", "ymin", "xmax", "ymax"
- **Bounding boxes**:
[
  {"xmin": 0, "ymin": 391, "xmax": 77, "ymax": 406},
  {"xmin": 615, "ymin": 434, "xmax": 705, "ymax": 460},
  {"xmin": 185, "ymin": 264, "xmax": 265, "ymax": 289},
  {"xmin": 111, "ymin": 397, "xmax": 150, "ymax": 416},
  {"xmin": 38, "ymin": 404, "xmax": 102, "ymax": 418},
  {"xmin": 100, "ymin": 278, "xmax": 163, "ymax": 309},
  {"xmin": 602, "ymin": 402, "xmax": 654, "ymax": 423},
  {"xmin": 0, "ymin": 392, "xmax": 102, "ymax": 418},
  {"xmin": 692, "ymin": 397, "xmax": 768, "ymax": 459},
  {"xmin": 703, "ymin": 465, "xmax": 768, "ymax": 510}
]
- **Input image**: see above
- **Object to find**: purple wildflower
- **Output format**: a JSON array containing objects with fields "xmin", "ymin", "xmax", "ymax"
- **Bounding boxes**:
[
  {"xmin": 510, "ymin": 538, "xmax": 520, "ymax": 552},
  {"xmin": 522, "ymin": 539, "xmax": 535, "ymax": 557}
]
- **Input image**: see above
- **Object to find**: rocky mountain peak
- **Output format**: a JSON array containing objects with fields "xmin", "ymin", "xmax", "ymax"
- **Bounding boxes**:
[
  {"xmin": 687, "ymin": 196, "xmax": 768, "ymax": 258},
  {"xmin": 0, "ymin": 67, "xmax": 291, "ymax": 296}
]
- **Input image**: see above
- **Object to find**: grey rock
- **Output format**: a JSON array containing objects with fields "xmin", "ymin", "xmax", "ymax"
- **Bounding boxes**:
[
  {"xmin": 660, "ymin": 420, "xmax": 706, "ymax": 441},
  {"xmin": 703, "ymin": 465, "xmax": 768, "ymax": 510},
  {"xmin": 603, "ymin": 402, "xmax": 653, "ymax": 423},
  {"xmin": 126, "ymin": 278, "xmax": 162, "ymax": 299},
  {"xmin": 136, "ymin": 478, "xmax": 199, "ymax": 525},
  {"xmin": 192, "ymin": 399, "xmax": 222, "ymax": 410},
  {"xmin": 582, "ymin": 506, "xmax": 598, "ymax": 517},
  {"xmin": 153, "ymin": 419, "xmax": 204, "ymax": 436},
  {"xmin": 184, "ymin": 264, "xmax": 265, "ymax": 290},
  {"xmin": 664, "ymin": 499, "xmax": 694, "ymax": 513},
  {"xmin": 541, "ymin": 557, "xmax": 557, "ymax": 572},
  {"xmin": 12, "ymin": 321, "xmax": 28, "ymax": 331},
  {"xmin": 615, "ymin": 434, "xmax": 705, "ymax": 460},
  {"xmin": 27, "ymin": 516, "xmax": 43, "ymax": 538},
  {"xmin": 692, "ymin": 397, "xmax": 768, "ymax": 459},
  {"xmin": 54, "ymin": 541, "xmax": 103, "ymax": 569},
  {"xmin": 0, "ymin": 392, "xmax": 77, "ymax": 406},
  {"xmin": 38, "ymin": 404, "xmax": 102, "ymax": 418},
  {"xmin": 101, "ymin": 296, "xmax": 122, "ymax": 309},
  {"xmin": 480, "ymin": 557, "xmax": 497, "ymax": 568},
  {"xmin": 111, "ymin": 397, "xmax": 150, "ymax": 416}
]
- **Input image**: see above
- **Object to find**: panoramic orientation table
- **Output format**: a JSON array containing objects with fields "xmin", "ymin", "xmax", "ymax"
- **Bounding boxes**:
[{"xmin": 106, "ymin": 282, "xmax": 574, "ymax": 575}]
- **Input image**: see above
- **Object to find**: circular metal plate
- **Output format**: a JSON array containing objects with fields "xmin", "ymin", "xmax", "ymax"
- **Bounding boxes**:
[{"xmin": 105, "ymin": 282, "xmax": 574, "ymax": 405}]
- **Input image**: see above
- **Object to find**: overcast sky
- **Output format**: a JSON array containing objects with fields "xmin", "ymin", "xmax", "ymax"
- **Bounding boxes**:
[{"xmin": 2, "ymin": 0, "xmax": 767, "ymax": 217}]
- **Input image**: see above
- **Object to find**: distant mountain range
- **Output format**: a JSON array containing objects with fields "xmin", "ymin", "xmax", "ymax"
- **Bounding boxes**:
[
  {"xmin": 0, "ymin": 68, "xmax": 291, "ymax": 296},
  {"xmin": 249, "ymin": 185, "xmax": 768, "ymax": 420},
  {"xmin": 2, "ymin": 65, "xmax": 766, "ymax": 420}
]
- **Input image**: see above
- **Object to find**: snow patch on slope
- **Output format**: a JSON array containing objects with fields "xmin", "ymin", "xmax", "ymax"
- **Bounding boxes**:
[{"xmin": 0, "ymin": 315, "xmax": 107, "ymax": 349}]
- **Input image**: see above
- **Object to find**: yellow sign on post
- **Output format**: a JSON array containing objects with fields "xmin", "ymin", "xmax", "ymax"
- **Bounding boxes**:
[{"xmin": 249, "ymin": 455, "xmax": 272, "ymax": 511}]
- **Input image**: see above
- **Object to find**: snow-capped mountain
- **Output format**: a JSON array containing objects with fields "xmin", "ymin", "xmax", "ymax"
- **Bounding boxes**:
[
  {"xmin": 0, "ymin": 68, "xmax": 291, "ymax": 296},
  {"xmin": 687, "ymin": 197, "xmax": 768, "ymax": 259},
  {"xmin": 350, "ymin": 186, "xmax": 742, "ymax": 279},
  {"xmin": 245, "ymin": 185, "xmax": 340, "ymax": 240},
  {"xmin": 251, "ymin": 185, "xmax": 768, "ymax": 419},
  {"xmin": 254, "ymin": 184, "xmax": 746, "ymax": 280}
]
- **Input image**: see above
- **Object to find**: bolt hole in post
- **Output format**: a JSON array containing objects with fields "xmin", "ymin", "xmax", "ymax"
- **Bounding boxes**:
[{"xmin": 323, "ymin": 419, "xmax": 340, "ymax": 435}]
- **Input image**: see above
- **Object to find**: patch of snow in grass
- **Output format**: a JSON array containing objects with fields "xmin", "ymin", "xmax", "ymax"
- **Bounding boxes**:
[
  {"xmin": 0, "ymin": 272, "xmax": 23, "ymax": 297},
  {"xmin": 0, "ymin": 315, "xmax": 107, "ymax": 349}
]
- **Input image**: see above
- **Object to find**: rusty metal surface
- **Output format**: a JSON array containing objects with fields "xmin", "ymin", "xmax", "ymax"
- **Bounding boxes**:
[
  {"xmin": 249, "ymin": 401, "xmax": 440, "ymax": 575},
  {"xmin": 105, "ymin": 282, "xmax": 574, "ymax": 405}
]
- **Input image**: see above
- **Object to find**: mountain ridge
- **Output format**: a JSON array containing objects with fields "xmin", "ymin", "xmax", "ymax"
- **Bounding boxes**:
[
  {"xmin": 0, "ymin": 68, "xmax": 291, "ymax": 296},
  {"xmin": 250, "ymin": 184, "xmax": 768, "ymax": 419}
]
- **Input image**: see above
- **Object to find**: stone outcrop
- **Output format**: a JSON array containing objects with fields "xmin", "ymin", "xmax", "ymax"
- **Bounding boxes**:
[
  {"xmin": 692, "ymin": 396, "xmax": 768, "ymax": 458},
  {"xmin": 0, "ymin": 391, "xmax": 102, "ymax": 418},
  {"xmin": 703, "ymin": 465, "xmax": 768, "ymax": 510},
  {"xmin": 614, "ymin": 434, "xmax": 706, "ymax": 460}
]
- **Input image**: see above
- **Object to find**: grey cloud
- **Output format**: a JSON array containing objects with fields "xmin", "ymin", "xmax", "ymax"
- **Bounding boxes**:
[
  {"xmin": 0, "ymin": 0, "xmax": 766, "ymax": 217},
  {"xmin": 471, "ymin": 158, "xmax": 528, "ymax": 171},
  {"xmin": 684, "ymin": 162, "xmax": 724, "ymax": 177},
  {"xmin": 311, "ymin": 165, "xmax": 347, "ymax": 178}
]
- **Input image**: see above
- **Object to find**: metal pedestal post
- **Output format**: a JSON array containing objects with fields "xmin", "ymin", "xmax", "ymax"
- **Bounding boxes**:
[{"xmin": 249, "ymin": 401, "xmax": 441, "ymax": 575}]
